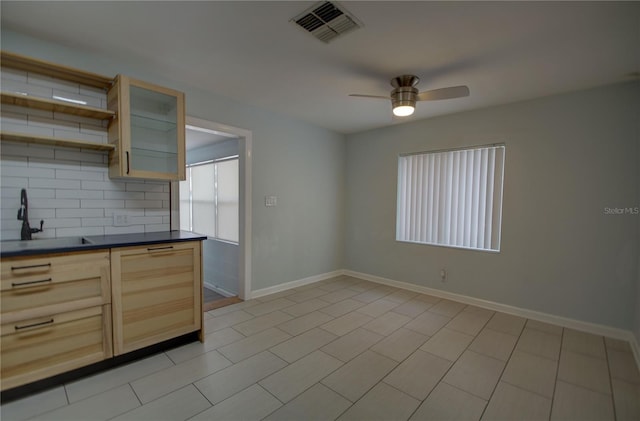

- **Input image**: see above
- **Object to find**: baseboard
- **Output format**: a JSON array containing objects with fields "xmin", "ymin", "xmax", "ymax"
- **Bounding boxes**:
[
  {"xmin": 204, "ymin": 282, "xmax": 236, "ymax": 298},
  {"xmin": 344, "ymin": 269, "xmax": 635, "ymax": 343},
  {"xmin": 250, "ymin": 270, "xmax": 346, "ymax": 299}
]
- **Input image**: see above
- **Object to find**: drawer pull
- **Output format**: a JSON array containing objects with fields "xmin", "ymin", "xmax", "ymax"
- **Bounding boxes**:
[
  {"xmin": 11, "ymin": 278, "xmax": 53, "ymax": 288},
  {"xmin": 15, "ymin": 319, "xmax": 54, "ymax": 331},
  {"xmin": 11, "ymin": 263, "xmax": 52, "ymax": 271},
  {"xmin": 147, "ymin": 246, "xmax": 174, "ymax": 252}
]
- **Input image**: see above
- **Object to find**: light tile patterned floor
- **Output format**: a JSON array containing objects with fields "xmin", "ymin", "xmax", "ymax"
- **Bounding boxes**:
[{"xmin": 2, "ymin": 276, "xmax": 640, "ymax": 421}]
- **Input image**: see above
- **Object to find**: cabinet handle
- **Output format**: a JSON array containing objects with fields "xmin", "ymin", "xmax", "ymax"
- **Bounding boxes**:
[
  {"xmin": 15, "ymin": 319, "xmax": 54, "ymax": 331},
  {"xmin": 147, "ymin": 246, "xmax": 174, "ymax": 252},
  {"xmin": 11, "ymin": 263, "xmax": 51, "ymax": 271},
  {"xmin": 126, "ymin": 151, "xmax": 130, "ymax": 174},
  {"xmin": 12, "ymin": 278, "xmax": 53, "ymax": 288}
]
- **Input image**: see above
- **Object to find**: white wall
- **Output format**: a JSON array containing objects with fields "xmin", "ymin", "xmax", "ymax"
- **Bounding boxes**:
[
  {"xmin": 345, "ymin": 81, "xmax": 639, "ymax": 330},
  {"xmin": 1, "ymin": 30, "xmax": 346, "ymax": 292}
]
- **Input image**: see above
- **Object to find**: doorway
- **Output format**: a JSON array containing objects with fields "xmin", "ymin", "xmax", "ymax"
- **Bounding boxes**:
[{"xmin": 170, "ymin": 117, "xmax": 253, "ymax": 310}]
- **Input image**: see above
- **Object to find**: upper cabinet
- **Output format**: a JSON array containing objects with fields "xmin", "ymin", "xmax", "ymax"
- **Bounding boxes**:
[
  {"xmin": 108, "ymin": 75, "xmax": 186, "ymax": 181},
  {"xmin": 0, "ymin": 51, "xmax": 187, "ymax": 181}
]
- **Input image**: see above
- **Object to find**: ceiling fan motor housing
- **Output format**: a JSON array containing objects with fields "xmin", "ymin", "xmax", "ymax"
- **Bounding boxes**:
[
  {"xmin": 391, "ymin": 75, "xmax": 420, "ymax": 109},
  {"xmin": 391, "ymin": 86, "xmax": 418, "ymax": 109}
]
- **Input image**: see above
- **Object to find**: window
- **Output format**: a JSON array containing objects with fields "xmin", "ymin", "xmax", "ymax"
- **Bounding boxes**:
[
  {"xmin": 180, "ymin": 157, "xmax": 239, "ymax": 243},
  {"xmin": 396, "ymin": 144, "xmax": 505, "ymax": 252}
]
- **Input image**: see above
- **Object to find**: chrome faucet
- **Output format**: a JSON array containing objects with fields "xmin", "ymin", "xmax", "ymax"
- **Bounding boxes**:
[{"xmin": 17, "ymin": 188, "xmax": 43, "ymax": 240}]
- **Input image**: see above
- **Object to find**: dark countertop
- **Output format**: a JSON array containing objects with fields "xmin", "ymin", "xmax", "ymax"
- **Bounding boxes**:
[{"xmin": 1, "ymin": 231, "xmax": 207, "ymax": 258}]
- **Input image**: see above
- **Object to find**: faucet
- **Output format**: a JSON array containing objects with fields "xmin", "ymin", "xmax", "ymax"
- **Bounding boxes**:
[{"xmin": 17, "ymin": 188, "xmax": 44, "ymax": 240}]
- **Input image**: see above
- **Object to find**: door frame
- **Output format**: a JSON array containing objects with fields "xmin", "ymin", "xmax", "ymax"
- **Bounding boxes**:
[{"xmin": 171, "ymin": 116, "xmax": 252, "ymax": 300}]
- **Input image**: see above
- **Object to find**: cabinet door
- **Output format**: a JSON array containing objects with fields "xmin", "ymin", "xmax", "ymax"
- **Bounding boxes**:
[
  {"xmin": 1, "ymin": 305, "xmax": 112, "ymax": 391},
  {"xmin": 1, "ymin": 250, "xmax": 110, "ymax": 318},
  {"xmin": 108, "ymin": 75, "xmax": 185, "ymax": 181},
  {"xmin": 111, "ymin": 241, "xmax": 202, "ymax": 355}
]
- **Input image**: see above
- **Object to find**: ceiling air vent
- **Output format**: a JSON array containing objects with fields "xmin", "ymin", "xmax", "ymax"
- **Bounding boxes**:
[{"xmin": 292, "ymin": 1, "xmax": 362, "ymax": 43}]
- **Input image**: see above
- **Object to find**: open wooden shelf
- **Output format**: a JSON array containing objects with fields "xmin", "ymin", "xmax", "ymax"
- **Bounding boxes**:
[
  {"xmin": 1, "ymin": 131, "xmax": 115, "ymax": 151},
  {"xmin": 1, "ymin": 92, "xmax": 116, "ymax": 120},
  {"xmin": 1, "ymin": 51, "xmax": 113, "ymax": 90}
]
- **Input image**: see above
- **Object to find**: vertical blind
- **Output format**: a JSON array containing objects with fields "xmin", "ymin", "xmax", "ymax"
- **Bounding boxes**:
[
  {"xmin": 396, "ymin": 145, "xmax": 505, "ymax": 251},
  {"xmin": 179, "ymin": 158, "xmax": 239, "ymax": 243}
]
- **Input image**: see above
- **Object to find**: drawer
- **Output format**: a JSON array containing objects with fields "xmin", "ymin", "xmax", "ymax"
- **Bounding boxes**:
[
  {"xmin": 1, "ymin": 250, "xmax": 110, "ymax": 315},
  {"xmin": 0, "ymin": 304, "xmax": 112, "ymax": 391},
  {"xmin": 112, "ymin": 241, "xmax": 202, "ymax": 355}
]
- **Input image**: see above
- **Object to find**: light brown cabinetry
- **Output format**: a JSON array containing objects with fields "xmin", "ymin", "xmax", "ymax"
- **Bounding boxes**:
[
  {"xmin": 107, "ymin": 75, "xmax": 186, "ymax": 181},
  {"xmin": 111, "ymin": 241, "xmax": 202, "ymax": 355},
  {"xmin": 0, "ymin": 251, "xmax": 112, "ymax": 391}
]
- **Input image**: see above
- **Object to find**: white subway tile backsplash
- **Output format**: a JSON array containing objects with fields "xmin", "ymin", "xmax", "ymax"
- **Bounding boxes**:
[
  {"xmin": 29, "ymin": 178, "xmax": 81, "ymax": 190},
  {"xmin": 31, "ymin": 198, "xmax": 79, "ymax": 209},
  {"xmin": 145, "ymin": 224, "xmax": 170, "ymax": 233},
  {"xmin": 126, "ymin": 200, "xmax": 162, "ymax": 209},
  {"xmin": 2, "ymin": 78, "xmax": 53, "ymax": 98},
  {"xmin": 26, "ymin": 209, "xmax": 56, "ymax": 219},
  {"xmin": 82, "ymin": 217, "xmax": 113, "ymax": 227},
  {"xmin": 1, "ymin": 229, "xmax": 21, "ymax": 240},
  {"xmin": 29, "ymin": 114, "xmax": 79, "ymax": 131},
  {"xmin": 132, "ymin": 216, "xmax": 163, "ymax": 225},
  {"xmin": 56, "ymin": 169, "xmax": 105, "ymax": 181},
  {"xmin": 104, "ymin": 190, "xmax": 144, "ymax": 200},
  {"xmin": 52, "ymin": 88, "xmax": 102, "ymax": 108},
  {"xmin": 1, "ymin": 177, "xmax": 28, "ymax": 188},
  {"xmin": 1, "ymin": 155, "xmax": 28, "ymax": 167},
  {"xmin": 1, "ymin": 110, "xmax": 28, "ymax": 126},
  {"xmin": 55, "ymin": 149, "xmax": 106, "ymax": 163},
  {"xmin": 144, "ymin": 209, "xmax": 170, "ymax": 217},
  {"xmin": 42, "ymin": 218, "xmax": 82, "ymax": 228},
  {"xmin": 56, "ymin": 227, "xmax": 105, "ymax": 237},
  {"xmin": 56, "ymin": 189, "xmax": 103, "ymax": 199},
  {"xmin": 81, "ymin": 199, "xmax": 124, "ymax": 209},
  {"xmin": 79, "ymin": 85, "xmax": 108, "ymax": 100},
  {"xmin": 56, "ymin": 208, "xmax": 104, "ymax": 218},
  {"xmin": 28, "ymin": 73, "xmax": 80, "ymax": 93},
  {"xmin": 1, "ymin": 67, "xmax": 27, "ymax": 82},
  {"xmin": 105, "ymin": 225, "xmax": 145, "ymax": 235},
  {"xmin": 1, "ymin": 122, "xmax": 54, "ymax": 137},
  {"xmin": 2, "ymin": 166, "xmax": 55, "ymax": 179},
  {"xmin": 2, "ymin": 103, "xmax": 54, "ymax": 119},
  {"xmin": 30, "ymin": 158, "xmax": 81, "ymax": 171},
  {"xmin": 0, "ymin": 141, "xmax": 30, "ymax": 156},
  {"xmin": 125, "ymin": 182, "xmax": 165, "ymax": 193},
  {"xmin": 82, "ymin": 180, "xmax": 127, "ymax": 191},
  {"xmin": 144, "ymin": 192, "xmax": 169, "ymax": 201}
]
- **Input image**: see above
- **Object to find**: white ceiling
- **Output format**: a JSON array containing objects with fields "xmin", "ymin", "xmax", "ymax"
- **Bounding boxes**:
[{"xmin": 1, "ymin": 1, "xmax": 638, "ymax": 134}]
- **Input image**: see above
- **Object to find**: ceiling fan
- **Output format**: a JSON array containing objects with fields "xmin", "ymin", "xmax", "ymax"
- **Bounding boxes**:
[{"xmin": 349, "ymin": 75, "xmax": 470, "ymax": 117}]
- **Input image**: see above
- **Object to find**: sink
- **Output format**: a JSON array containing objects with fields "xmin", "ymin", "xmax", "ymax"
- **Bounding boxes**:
[{"xmin": 1, "ymin": 236, "xmax": 94, "ymax": 253}]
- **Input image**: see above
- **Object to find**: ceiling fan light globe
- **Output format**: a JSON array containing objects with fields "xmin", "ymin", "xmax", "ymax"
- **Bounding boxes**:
[{"xmin": 393, "ymin": 105, "xmax": 415, "ymax": 117}]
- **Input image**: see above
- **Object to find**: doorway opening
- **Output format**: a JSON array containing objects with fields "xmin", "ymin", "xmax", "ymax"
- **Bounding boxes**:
[{"xmin": 171, "ymin": 117, "xmax": 252, "ymax": 311}]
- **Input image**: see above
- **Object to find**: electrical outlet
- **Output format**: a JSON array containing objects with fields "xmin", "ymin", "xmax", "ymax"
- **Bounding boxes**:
[
  {"xmin": 265, "ymin": 195, "xmax": 277, "ymax": 207},
  {"xmin": 440, "ymin": 269, "xmax": 447, "ymax": 282},
  {"xmin": 113, "ymin": 212, "xmax": 131, "ymax": 226}
]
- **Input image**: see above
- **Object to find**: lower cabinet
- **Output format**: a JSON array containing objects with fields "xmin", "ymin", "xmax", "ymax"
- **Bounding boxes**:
[
  {"xmin": 1, "ymin": 305, "xmax": 112, "ymax": 391},
  {"xmin": 111, "ymin": 241, "xmax": 202, "ymax": 355},
  {"xmin": 0, "ymin": 249, "xmax": 113, "ymax": 391},
  {"xmin": 0, "ymin": 240, "xmax": 203, "ymax": 391}
]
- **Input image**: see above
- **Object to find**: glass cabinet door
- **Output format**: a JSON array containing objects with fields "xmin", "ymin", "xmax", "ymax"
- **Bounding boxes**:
[
  {"xmin": 108, "ymin": 75, "xmax": 185, "ymax": 180},
  {"xmin": 129, "ymin": 85, "xmax": 179, "ymax": 174}
]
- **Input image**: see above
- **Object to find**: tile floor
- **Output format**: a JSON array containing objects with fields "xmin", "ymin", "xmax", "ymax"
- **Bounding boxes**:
[{"xmin": 2, "ymin": 275, "xmax": 640, "ymax": 421}]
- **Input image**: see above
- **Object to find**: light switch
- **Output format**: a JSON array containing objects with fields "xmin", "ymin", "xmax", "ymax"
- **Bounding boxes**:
[{"xmin": 265, "ymin": 196, "xmax": 277, "ymax": 207}]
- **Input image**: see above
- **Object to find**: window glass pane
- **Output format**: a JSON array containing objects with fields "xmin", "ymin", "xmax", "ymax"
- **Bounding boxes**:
[
  {"xmin": 216, "ymin": 159, "xmax": 239, "ymax": 242},
  {"xmin": 191, "ymin": 163, "xmax": 215, "ymax": 238}
]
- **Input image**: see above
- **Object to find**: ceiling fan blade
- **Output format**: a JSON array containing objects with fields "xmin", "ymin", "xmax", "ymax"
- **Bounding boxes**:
[
  {"xmin": 349, "ymin": 94, "xmax": 389, "ymax": 100},
  {"xmin": 417, "ymin": 85, "xmax": 470, "ymax": 101}
]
